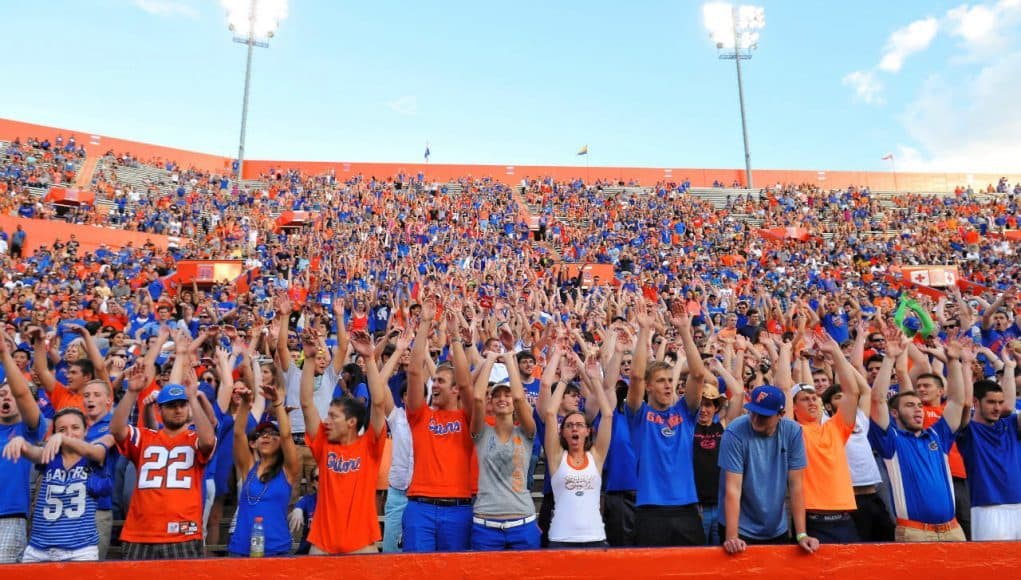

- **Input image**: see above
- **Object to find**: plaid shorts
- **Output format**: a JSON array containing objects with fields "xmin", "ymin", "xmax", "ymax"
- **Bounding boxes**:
[
  {"xmin": 0, "ymin": 517, "xmax": 27, "ymax": 564},
  {"xmin": 122, "ymin": 539, "xmax": 203, "ymax": 560}
]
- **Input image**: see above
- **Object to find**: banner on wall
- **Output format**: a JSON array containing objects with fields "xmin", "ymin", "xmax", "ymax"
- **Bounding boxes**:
[{"xmin": 900, "ymin": 265, "xmax": 958, "ymax": 288}]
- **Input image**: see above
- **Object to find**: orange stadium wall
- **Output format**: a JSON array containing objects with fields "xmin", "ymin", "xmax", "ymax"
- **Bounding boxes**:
[
  {"xmin": 0, "ymin": 215, "xmax": 180, "ymax": 254},
  {"xmin": 2, "ymin": 117, "xmax": 1019, "ymax": 191},
  {"xmin": 3, "ymin": 543, "xmax": 1018, "ymax": 579}
]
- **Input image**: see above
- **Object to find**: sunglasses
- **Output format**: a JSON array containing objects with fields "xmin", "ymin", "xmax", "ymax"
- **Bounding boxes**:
[{"xmin": 110, "ymin": 353, "xmax": 128, "ymax": 359}]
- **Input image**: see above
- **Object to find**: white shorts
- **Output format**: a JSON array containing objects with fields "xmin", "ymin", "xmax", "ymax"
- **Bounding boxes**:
[
  {"xmin": 21, "ymin": 544, "xmax": 99, "ymax": 562},
  {"xmin": 971, "ymin": 503, "xmax": 1021, "ymax": 541}
]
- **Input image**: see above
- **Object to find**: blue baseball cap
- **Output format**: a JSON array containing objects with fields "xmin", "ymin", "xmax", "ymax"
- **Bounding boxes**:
[
  {"xmin": 745, "ymin": 385, "xmax": 785, "ymax": 417},
  {"xmin": 156, "ymin": 383, "xmax": 189, "ymax": 406}
]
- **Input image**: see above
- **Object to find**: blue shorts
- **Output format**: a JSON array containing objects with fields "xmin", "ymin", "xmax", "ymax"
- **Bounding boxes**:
[
  {"xmin": 402, "ymin": 499, "xmax": 472, "ymax": 552},
  {"xmin": 471, "ymin": 517, "xmax": 541, "ymax": 551}
]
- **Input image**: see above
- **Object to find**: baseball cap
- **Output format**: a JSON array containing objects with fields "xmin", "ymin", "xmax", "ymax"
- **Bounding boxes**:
[
  {"xmin": 487, "ymin": 382, "xmax": 512, "ymax": 396},
  {"xmin": 701, "ymin": 385, "xmax": 722, "ymax": 401},
  {"xmin": 253, "ymin": 420, "xmax": 281, "ymax": 435},
  {"xmin": 791, "ymin": 383, "xmax": 816, "ymax": 401},
  {"xmin": 156, "ymin": 383, "xmax": 189, "ymax": 406},
  {"xmin": 745, "ymin": 385, "xmax": 785, "ymax": 417}
]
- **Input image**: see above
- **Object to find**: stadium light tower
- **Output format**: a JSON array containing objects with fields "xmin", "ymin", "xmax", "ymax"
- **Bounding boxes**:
[
  {"xmin": 225, "ymin": 0, "xmax": 287, "ymax": 182},
  {"xmin": 704, "ymin": 3, "xmax": 765, "ymax": 189}
]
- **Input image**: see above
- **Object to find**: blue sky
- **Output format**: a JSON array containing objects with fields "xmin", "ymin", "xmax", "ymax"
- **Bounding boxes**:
[{"xmin": 1, "ymin": 0, "xmax": 1018, "ymax": 172}]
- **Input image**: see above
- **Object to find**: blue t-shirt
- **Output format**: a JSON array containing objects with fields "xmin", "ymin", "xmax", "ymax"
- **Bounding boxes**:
[
  {"xmin": 868, "ymin": 416, "xmax": 956, "ymax": 524},
  {"xmin": 86, "ymin": 413, "xmax": 118, "ymax": 511},
  {"xmin": 956, "ymin": 414, "xmax": 1021, "ymax": 507},
  {"xmin": 626, "ymin": 400, "xmax": 699, "ymax": 506},
  {"xmin": 822, "ymin": 312, "xmax": 850, "ymax": 345},
  {"xmin": 0, "ymin": 418, "xmax": 48, "ymax": 516},
  {"xmin": 603, "ymin": 409, "xmax": 638, "ymax": 492},
  {"xmin": 717, "ymin": 416, "xmax": 807, "ymax": 540}
]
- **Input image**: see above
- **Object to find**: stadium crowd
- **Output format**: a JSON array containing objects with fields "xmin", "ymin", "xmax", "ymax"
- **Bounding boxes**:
[{"xmin": 0, "ymin": 140, "xmax": 1020, "ymax": 562}]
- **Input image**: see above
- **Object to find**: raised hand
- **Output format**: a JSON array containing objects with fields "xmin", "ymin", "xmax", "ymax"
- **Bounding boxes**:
[
  {"xmin": 349, "ymin": 330, "xmax": 374, "ymax": 357},
  {"xmin": 670, "ymin": 300, "xmax": 691, "ymax": 332},
  {"xmin": 124, "ymin": 364, "xmax": 148, "ymax": 394}
]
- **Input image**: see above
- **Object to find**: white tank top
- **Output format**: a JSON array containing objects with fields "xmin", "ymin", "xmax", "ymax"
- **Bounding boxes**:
[{"xmin": 549, "ymin": 451, "xmax": 606, "ymax": 543}]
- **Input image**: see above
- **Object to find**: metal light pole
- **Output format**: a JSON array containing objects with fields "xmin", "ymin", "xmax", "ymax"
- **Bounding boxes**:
[
  {"xmin": 707, "ymin": 4, "xmax": 764, "ymax": 189},
  {"xmin": 231, "ymin": 0, "xmax": 271, "ymax": 183}
]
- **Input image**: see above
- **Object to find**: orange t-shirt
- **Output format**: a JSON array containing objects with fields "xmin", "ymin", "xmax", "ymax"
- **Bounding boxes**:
[
  {"xmin": 49, "ymin": 382, "xmax": 84, "ymax": 412},
  {"xmin": 117, "ymin": 426, "xmax": 212, "ymax": 543},
  {"xmin": 407, "ymin": 406, "xmax": 473, "ymax": 498},
  {"xmin": 800, "ymin": 418, "xmax": 857, "ymax": 511},
  {"xmin": 306, "ymin": 423, "xmax": 385, "ymax": 554},
  {"xmin": 923, "ymin": 405, "xmax": 966, "ymax": 478}
]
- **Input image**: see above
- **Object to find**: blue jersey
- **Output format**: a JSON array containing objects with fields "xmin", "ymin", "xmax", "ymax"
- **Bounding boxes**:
[
  {"xmin": 956, "ymin": 414, "xmax": 1021, "ymax": 507},
  {"xmin": 30, "ymin": 455, "xmax": 101, "ymax": 550},
  {"xmin": 868, "ymin": 417, "xmax": 956, "ymax": 524},
  {"xmin": 228, "ymin": 463, "xmax": 293, "ymax": 556},
  {"xmin": 626, "ymin": 400, "xmax": 699, "ymax": 506},
  {"xmin": 0, "ymin": 419, "xmax": 48, "ymax": 517},
  {"xmin": 86, "ymin": 413, "xmax": 117, "ymax": 511},
  {"xmin": 603, "ymin": 409, "xmax": 638, "ymax": 492}
]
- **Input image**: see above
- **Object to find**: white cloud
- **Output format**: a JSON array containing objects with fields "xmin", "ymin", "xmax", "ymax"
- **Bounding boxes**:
[
  {"xmin": 387, "ymin": 96, "xmax": 417, "ymax": 116},
  {"xmin": 877, "ymin": 17, "xmax": 939, "ymax": 72},
  {"xmin": 132, "ymin": 0, "xmax": 199, "ymax": 19},
  {"xmin": 896, "ymin": 51, "xmax": 1021, "ymax": 172},
  {"xmin": 842, "ymin": 71, "xmax": 884, "ymax": 105},
  {"xmin": 945, "ymin": 0, "xmax": 1021, "ymax": 55}
]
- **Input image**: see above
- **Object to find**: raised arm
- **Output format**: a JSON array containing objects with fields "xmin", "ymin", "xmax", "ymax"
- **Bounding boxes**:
[
  {"xmin": 0, "ymin": 328, "xmax": 40, "ymax": 430},
  {"xmin": 627, "ymin": 299, "xmax": 653, "ymax": 412},
  {"xmin": 330, "ymin": 297, "xmax": 349, "ymax": 375},
  {"xmin": 870, "ymin": 330, "xmax": 905, "ymax": 431},
  {"xmin": 233, "ymin": 382, "xmax": 256, "ymax": 479},
  {"xmin": 71, "ymin": 324, "xmax": 111, "ymax": 385},
  {"xmin": 111, "ymin": 364, "xmax": 148, "ymax": 443},
  {"xmin": 505, "ymin": 350, "xmax": 536, "ymax": 438},
  {"xmin": 274, "ymin": 294, "xmax": 293, "ymax": 368},
  {"xmin": 351, "ymin": 330, "xmax": 387, "ymax": 436},
  {"xmin": 673, "ymin": 302, "xmax": 707, "ymax": 411},
  {"xmin": 817, "ymin": 330, "xmax": 860, "ymax": 427},
  {"xmin": 544, "ymin": 379, "xmax": 568, "ymax": 475},
  {"xmin": 941, "ymin": 336, "xmax": 968, "ymax": 433},
  {"xmin": 406, "ymin": 297, "xmax": 435, "ymax": 413},
  {"xmin": 298, "ymin": 342, "xmax": 321, "ymax": 440},
  {"xmin": 448, "ymin": 308, "xmax": 473, "ymax": 422},
  {"xmin": 472, "ymin": 351, "xmax": 498, "ymax": 437},
  {"xmin": 30, "ymin": 330, "xmax": 57, "ymax": 394}
]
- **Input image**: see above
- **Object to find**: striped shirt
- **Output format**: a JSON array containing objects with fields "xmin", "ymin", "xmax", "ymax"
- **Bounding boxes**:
[
  {"xmin": 30, "ymin": 455, "xmax": 100, "ymax": 550},
  {"xmin": 868, "ymin": 417, "xmax": 956, "ymax": 524}
]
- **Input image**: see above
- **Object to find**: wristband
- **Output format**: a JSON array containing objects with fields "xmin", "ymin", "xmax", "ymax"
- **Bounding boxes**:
[{"xmin": 796, "ymin": 532, "xmax": 808, "ymax": 542}]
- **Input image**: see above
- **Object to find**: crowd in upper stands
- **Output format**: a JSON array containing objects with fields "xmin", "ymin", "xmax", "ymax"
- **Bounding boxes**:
[{"xmin": 0, "ymin": 132, "xmax": 1020, "ymax": 563}]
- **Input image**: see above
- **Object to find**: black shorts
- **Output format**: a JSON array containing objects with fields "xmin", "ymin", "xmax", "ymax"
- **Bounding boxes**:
[{"xmin": 635, "ymin": 504, "xmax": 705, "ymax": 547}]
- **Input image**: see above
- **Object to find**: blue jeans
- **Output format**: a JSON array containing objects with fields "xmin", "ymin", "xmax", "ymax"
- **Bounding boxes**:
[
  {"xmin": 402, "ymin": 499, "xmax": 472, "ymax": 552},
  {"xmin": 383, "ymin": 487, "xmax": 408, "ymax": 553},
  {"xmin": 701, "ymin": 504, "xmax": 720, "ymax": 546},
  {"xmin": 471, "ymin": 519, "xmax": 541, "ymax": 551}
]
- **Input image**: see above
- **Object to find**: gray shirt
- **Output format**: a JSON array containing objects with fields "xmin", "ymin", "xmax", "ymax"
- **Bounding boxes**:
[
  {"xmin": 284, "ymin": 361, "xmax": 339, "ymax": 434},
  {"xmin": 473, "ymin": 424, "xmax": 535, "ymax": 518}
]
